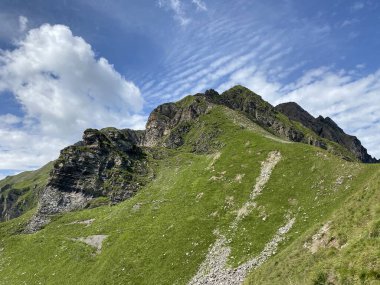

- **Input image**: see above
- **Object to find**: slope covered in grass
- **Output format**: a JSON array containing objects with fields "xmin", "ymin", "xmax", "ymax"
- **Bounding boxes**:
[
  {"xmin": 245, "ymin": 164, "xmax": 380, "ymax": 284},
  {"xmin": 0, "ymin": 106, "xmax": 378, "ymax": 284}
]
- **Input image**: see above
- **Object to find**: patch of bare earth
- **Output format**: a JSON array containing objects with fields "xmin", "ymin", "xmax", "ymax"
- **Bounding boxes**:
[
  {"xmin": 304, "ymin": 222, "xmax": 343, "ymax": 254},
  {"xmin": 73, "ymin": 235, "xmax": 108, "ymax": 254}
]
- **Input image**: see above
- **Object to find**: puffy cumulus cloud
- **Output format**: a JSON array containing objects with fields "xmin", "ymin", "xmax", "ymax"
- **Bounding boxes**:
[{"xmin": 0, "ymin": 24, "xmax": 145, "ymax": 172}]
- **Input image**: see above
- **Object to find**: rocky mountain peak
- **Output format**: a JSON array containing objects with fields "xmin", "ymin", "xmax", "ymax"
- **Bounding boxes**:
[{"xmin": 275, "ymin": 102, "xmax": 377, "ymax": 163}]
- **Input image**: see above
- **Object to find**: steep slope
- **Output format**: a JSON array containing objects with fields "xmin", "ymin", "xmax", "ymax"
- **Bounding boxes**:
[
  {"xmin": 0, "ymin": 162, "xmax": 53, "ymax": 222},
  {"xmin": 0, "ymin": 103, "xmax": 378, "ymax": 284},
  {"xmin": 203, "ymin": 86, "xmax": 371, "ymax": 162},
  {"xmin": 276, "ymin": 102, "xmax": 377, "ymax": 163},
  {"xmin": 25, "ymin": 128, "xmax": 152, "ymax": 233},
  {"xmin": 245, "ymin": 164, "xmax": 380, "ymax": 284}
]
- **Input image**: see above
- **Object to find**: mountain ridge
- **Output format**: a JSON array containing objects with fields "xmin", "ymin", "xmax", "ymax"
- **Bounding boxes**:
[
  {"xmin": 275, "ymin": 101, "xmax": 377, "ymax": 163},
  {"xmin": 0, "ymin": 87, "xmax": 379, "ymax": 284},
  {"xmin": 1, "ymin": 85, "xmax": 378, "ymax": 226}
]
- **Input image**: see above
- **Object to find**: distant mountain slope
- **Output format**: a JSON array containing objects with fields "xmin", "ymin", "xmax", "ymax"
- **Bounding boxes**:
[
  {"xmin": 0, "ymin": 86, "xmax": 378, "ymax": 284},
  {"xmin": 276, "ymin": 102, "xmax": 377, "ymax": 163},
  {"xmin": 0, "ymin": 162, "xmax": 53, "ymax": 222}
]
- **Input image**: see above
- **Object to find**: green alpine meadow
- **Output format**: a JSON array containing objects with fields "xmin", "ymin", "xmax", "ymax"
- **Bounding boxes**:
[{"xmin": 0, "ymin": 86, "xmax": 379, "ymax": 284}]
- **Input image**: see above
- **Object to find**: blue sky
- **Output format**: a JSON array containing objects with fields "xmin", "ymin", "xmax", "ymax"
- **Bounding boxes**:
[{"xmin": 0, "ymin": 0, "xmax": 379, "ymax": 179}]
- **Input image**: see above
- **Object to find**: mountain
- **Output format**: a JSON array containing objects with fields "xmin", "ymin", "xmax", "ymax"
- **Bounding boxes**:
[
  {"xmin": 275, "ymin": 102, "xmax": 377, "ymax": 163},
  {"xmin": 0, "ymin": 85, "xmax": 379, "ymax": 284}
]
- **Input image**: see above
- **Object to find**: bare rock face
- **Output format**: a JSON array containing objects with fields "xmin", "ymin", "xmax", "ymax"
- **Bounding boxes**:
[
  {"xmin": 25, "ymin": 128, "xmax": 150, "ymax": 232},
  {"xmin": 275, "ymin": 102, "xmax": 378, "ymax": 163},
  {"xmin": 0, "ymin": 184, "xmax": 30, "ymax": 222},
  {"xmin": 144, "ymin": 96, "xmax": 212, "ymax": 148}
]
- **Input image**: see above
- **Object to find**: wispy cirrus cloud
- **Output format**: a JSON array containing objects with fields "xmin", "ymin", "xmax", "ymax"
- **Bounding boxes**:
[
  {"xmin": 351, "ymin": 2, "xmax": 365, "ymax": 11},
  {"xmin": 158, "ymin": 0, "xmax": 207, "ymax": 26},
  {"xmin": 142, "ymin": 1, "xmax": 380, "ymax": 158},
  {"xmin": 192, "ymin": 0, "xmax": 207, "ymax": 11},
  {"xmin": 158, "ymin": 0, "xmax": 190, "ymax": 26}
]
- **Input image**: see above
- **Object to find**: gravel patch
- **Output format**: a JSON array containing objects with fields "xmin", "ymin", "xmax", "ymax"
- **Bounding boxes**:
[{"xmin": 74, "ymin": 235, "xmax": 108, "ymax": 254}]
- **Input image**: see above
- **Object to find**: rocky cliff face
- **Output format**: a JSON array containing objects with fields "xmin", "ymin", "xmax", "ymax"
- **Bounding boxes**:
[
  {"xmin": 144, "ymin": 96, "xmax": 212, "ymax": 148},
  {"xmin": 25, "ymin": 128, "xmax": 151, "ymax": 232},
  {"xmin": 0, "ymin": 184, "xmax": 30, "ymax": 222},
  {"xmin": 21, "ymin": 85, "xmax": 377, "ymax": 232},
  {"xmin": 275, "ymin": 102, "xmax": 377, "ymax": 163}
]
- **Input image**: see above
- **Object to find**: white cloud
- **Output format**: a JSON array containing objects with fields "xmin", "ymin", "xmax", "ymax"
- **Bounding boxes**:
[
  {"xmin": 0, "ymin": 24, "xmax": 145, "ymax": 171},
  {"xmin": 147, "ymin": 0, "xmax": 379, "ymax": 159},
  {"xmin": 0, "ymin": 114, "xmax": 22, "ymax": 126},
  {"xmin": 158, "ymin": 0, "xmax": 207, "ymax": 25},
  {"xmin": 18, "ymin": 15, "xmax": 28, "ymax": 32},
  {"xmin": 216, "ymin": 67, "xmax": 281, "ymax": 103},
  {"xmin": 158, "ymin": 0, "xmax": 190, "ymax": 26},
  {"xmin": 341, "ymin": 18, "xmax": 359, "ymax": 27},
  {"xmin": 192, "ymin": 0, "xmax": 207, "ymax": 11}
]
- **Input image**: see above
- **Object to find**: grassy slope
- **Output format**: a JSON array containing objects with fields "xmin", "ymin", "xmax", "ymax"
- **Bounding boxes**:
[
  {"xmin": 245, "ymin": 165, "xmax": 380, "ymax": 284},
  {"xmin": 0, "ymin": 106, "xmax": 378, "ymax": 284}
]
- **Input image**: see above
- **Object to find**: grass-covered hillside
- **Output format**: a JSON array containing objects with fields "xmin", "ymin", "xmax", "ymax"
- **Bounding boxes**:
[{"xmin": 0, "ymin": 104, "xmax": 379, "ymax": 284}]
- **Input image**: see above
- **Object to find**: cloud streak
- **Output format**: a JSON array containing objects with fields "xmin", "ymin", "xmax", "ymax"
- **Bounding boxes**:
[
  {"xmin": 158, "ymin": 0, "xmax": 207, "ymax": 26},
  {"xmin": 192, "ymin": 0, "xmax": 207, "ymax": 11},
  {"xmin": 158, "ymin": 0, "xmax": 190, "ymax": 26}
]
